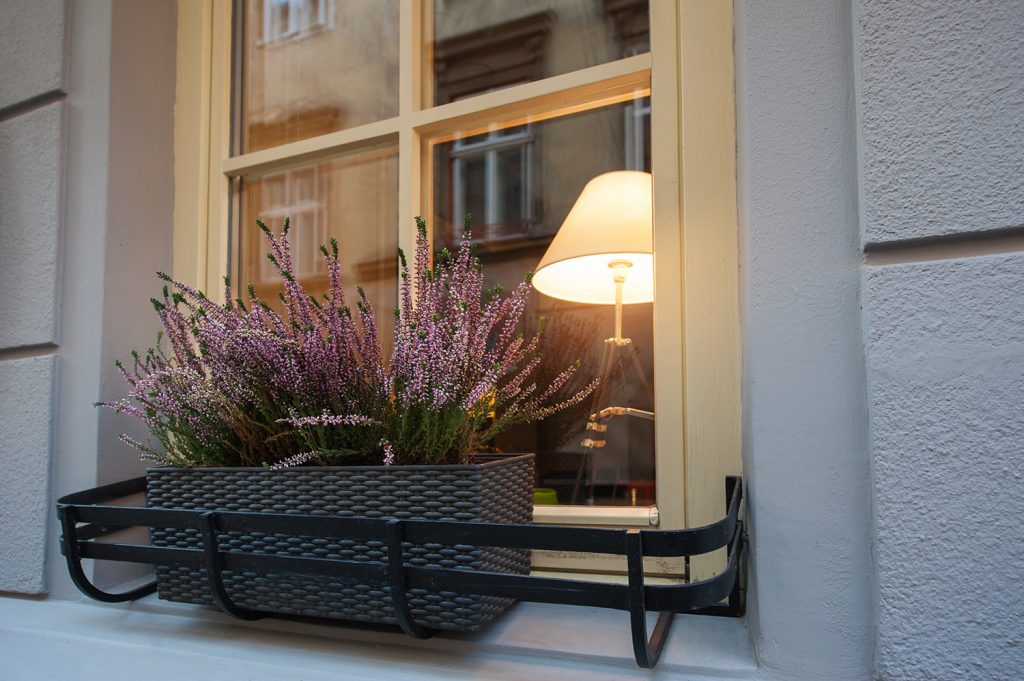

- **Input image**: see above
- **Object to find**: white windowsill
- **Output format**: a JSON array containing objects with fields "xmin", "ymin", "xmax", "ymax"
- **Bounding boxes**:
[{"xmin": 0, "ymin": 591, "xmax": 755, "ymax": 680}]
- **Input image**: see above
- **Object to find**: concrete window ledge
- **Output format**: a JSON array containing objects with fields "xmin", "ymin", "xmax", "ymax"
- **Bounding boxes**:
[{"xmin": 0, "ymin": 593, "xmax": 755, "ymax": 680}]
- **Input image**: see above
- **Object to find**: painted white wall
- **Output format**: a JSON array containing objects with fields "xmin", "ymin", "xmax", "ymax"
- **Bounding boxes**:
[
  {"xmin": 46, "ymin": 0, "xmax": 176, "ymax": 598},
  {"xmin": 735, "ymin": 2, "xmax": 874, "ymax": 679},
  {"xmin": 858, "ymin": 2, "xmax": 1024, "ymax": 679},
  {"xmin": 0, "ymin": 0, "xmax": 66, "ymax": 113},
  {"xmin": 0, "ymin": 356, "xmax": 56, "ymax": 593},
  {"xmin": 0, "ymin": 0, "xmax": 67, "ymax": 595},
  {"xmin": 866, "ymin": 255, "xmax": 1024, "ymax": 680},
  {"xmin": 859, "ymin": 0, "xmax": 1024, "ymax": 245}
]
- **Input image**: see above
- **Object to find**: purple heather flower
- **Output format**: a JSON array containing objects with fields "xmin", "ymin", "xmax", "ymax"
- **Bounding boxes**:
[{"xmin": 102, "ymin": 217, "xmax": 595, "ymax": 468}]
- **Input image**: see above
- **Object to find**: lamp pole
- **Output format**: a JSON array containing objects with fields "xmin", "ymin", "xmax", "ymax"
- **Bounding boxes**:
[{"xmin": 608, "ymin": 260, "xmax": 632, "ymax": 344}]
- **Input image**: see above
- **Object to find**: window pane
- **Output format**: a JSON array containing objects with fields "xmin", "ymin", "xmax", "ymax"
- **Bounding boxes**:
[
  {"xmin": 430, "ymin": 0, "xmax": 650, "ymax": 105},
  {"xmin": 239, "ymin": 0, "xmax": 399, "ymax": 153},
  {"xmin": 431, "ymin": 97, "xmax": 654, "ymax": 507},
  {"xmin": 238, "ymin": 149, "xmax": 399, "ymax": 353}
]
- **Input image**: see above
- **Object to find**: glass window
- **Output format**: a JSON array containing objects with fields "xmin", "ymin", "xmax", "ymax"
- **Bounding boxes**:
[
  {"xmin": 238, "ymin": 148, "xmax": 399, "ymax": 352},
  {"xmin": 431, "ymin": 98, "xmax": 653, "ymax": 506},
  {"xmin": 206, "ymin": 0, "xmax": 732, "ymax": 533},
  {"xmin": 430, "ymin": 0, "xmax": 650, "ymax": 104},
  {"xmin": 240, "ymin": 0, "xmax": 399, "ymax": 152}
]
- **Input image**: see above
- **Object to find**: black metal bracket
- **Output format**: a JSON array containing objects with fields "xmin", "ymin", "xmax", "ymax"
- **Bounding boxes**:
[
  {"xmin": 626, "ymin": 528, "xmax": 674, "ymax": 668},
  {"xmin": 57, "ymin": 475, "xmax": 745, "ymax": 669},
  {"xmin": 199, "ymin": 511, "xmax": 264, "ymax": 621},
  {"xmin": 57, "ymin": 500, "xmax": 157, "ymax": 603},
  {"xmin": 384, "ymin": 518, "xmax": 437, "ymax": 640}
]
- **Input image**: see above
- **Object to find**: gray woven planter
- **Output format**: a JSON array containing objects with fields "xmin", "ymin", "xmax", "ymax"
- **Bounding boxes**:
[{"xmin": 146, "ymin": 453, "xmax": 534, "ymax": 631}]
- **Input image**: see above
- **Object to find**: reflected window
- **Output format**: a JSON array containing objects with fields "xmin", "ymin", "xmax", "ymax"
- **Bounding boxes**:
[
  {"xmin": 239, "ymin": 149, "xmax": 399, "ymax": 354},
  {"xmin": 241, "ymin": 0, "xmax": 398, "ymax": 153},
  {"xmin": 262, "ymin": 0, "xmax": 333, "ymax": 44},
  {"xmin": 430, "ymin": 1, "xmax": 649, "ymax": 105},
  {"xmin": 451, "ymin": 125, "xmax": 534, "ymax": 244},
  {"xmin": 624, "ymin": 96, "xmax": 650, "ymax": 172},
  {"xmin": 251, "ymin": 168, "xmax": 330, "ymax": 284}
]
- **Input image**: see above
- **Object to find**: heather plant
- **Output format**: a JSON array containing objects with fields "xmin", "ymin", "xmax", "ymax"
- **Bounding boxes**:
[
  {"xmin": 99, "ymin": 220, "xmax": 384, "ymax": 468},
  {"xmin": 102, "ymin": 216, "xmax": 596, "ymax": 468},
  {"xmin": 290, "ymin": 216, "xmax": 598, "ymax": 465}
]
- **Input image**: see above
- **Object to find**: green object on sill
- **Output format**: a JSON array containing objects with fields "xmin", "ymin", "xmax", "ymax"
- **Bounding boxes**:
[{"xmin": 533, "ymin": 487, "xmax": 559, "ymax": 505}]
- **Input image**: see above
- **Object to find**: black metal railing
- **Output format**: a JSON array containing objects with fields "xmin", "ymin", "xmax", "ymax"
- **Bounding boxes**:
[{"xmin": 57, "ymin": 475, "xmax": 745, "ymax": 669}]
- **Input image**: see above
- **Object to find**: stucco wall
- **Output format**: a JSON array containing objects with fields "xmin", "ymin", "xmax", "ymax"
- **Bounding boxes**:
[
  {"xmin": 0, "ymin": 0, "xmax": 175, "ymax": 596},
  {"xmin": 0, "ymin": 356, "xmax": 56, "ymax": 593},
  {"xmin": 0, "ymin": 0, "xmax": 67, "ymax": 594},
  {"xmin": 867, "ymin": 256, "xmax": 1024, "ymax": 680},
  {"xmin": 44, "ymin": 0, "xmax": 177, "ymax": 597},
  {"xmin": 0, "ymin": 0, "xmax": 66, "ymax": 113},
  {"xmin": 859, "ymin": 0, "xmax": 1024, "ymax": 245},
  {"xmin": 859, "ymin": 1, "xmax": 1024, "ymax": 679},
  {"xmin": 735, "ymin": 2, "xmax": 874, "ymax": 679}
]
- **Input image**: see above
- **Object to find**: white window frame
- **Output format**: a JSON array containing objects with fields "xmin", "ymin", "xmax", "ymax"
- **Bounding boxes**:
[{"xmin": 173, "ymin": 0, "xmax": 741, "ymax": 580}]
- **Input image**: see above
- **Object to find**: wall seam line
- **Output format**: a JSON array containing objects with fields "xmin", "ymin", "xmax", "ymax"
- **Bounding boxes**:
[
  {"xmin": 0, "ymin": 90, "xmax": 67, "ymax": 123},
  {"xmin": 863, "ymin": 225, "xmax": 1024, "ymax": 266},
  {"xmin": 0, "ymin": 344, "xmax": 59, "ymax": 362}
]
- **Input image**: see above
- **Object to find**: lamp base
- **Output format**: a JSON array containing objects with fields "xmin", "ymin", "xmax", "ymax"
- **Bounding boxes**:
[{"xmin": 580, "ymin": 337, "xmax": 654, "ymax": 449}]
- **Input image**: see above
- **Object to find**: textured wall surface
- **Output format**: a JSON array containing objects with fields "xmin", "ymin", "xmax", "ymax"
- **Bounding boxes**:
[
  {"xmin": 0, "ymin": 0, "xmax": 66, "ymax": 596},
  {"xmin": 0, "ymin": 356, "xmax": 56, "ymax": 593},
  {"xmin": 0, "ymin": 103, "xmax": 64, "ymax": 349},
  {"xmin": 736, "ymin": 2, "xmax": 873, "ymax": 679},
  {"xmin": 0, "ymin": 0, "xmax": 66, "ymax": 111},
  {"xmin": 860, "ymin": 2, "xmax": 1024, "ymax": 679},
  {"xmin": 867, "ymin": 254, "xmax": 1024, "ymax": 680},
  {"xmin": 859, "ymin": 0, "xmax": 1024, "ymax": 244}
]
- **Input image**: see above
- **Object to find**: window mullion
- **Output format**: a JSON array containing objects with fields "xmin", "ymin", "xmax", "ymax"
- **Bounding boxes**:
[
  {"xmin": 412, "ymin": 55, "xmax": 651, "ymax": 142},
  {"xmin": 398, "ymin": 0, "xmax": 423, "ymax": 117},
  {"xmin": 206, "ymin": 0, "xmax": 233, "ymax": 301},
  {"xmin": 398, "ymin": 0, "xmax": 425, "ymax": 278},
  {"xmin": 398, "ymin": 126, "xmax": 421, "ymax": 277},
  {"xmin": 676, "ymin": 1, "xmax": 742, "ymax": 582},
  {"xmin": 649, "ymin": 0, "xmax": 685, "ymax": 535}
]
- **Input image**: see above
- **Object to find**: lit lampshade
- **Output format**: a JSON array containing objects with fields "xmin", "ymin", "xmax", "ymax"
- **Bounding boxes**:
[{"xmin": 532, "ymin": 171, "xmax": 653, "ymax": 305}]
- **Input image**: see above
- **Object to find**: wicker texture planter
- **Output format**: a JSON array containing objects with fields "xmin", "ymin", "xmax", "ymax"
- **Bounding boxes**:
[{"xmin": 147, "ymin": 453, "xmax": 533, "ymax": 631}]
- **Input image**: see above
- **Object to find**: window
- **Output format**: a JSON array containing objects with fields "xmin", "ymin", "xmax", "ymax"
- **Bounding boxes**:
[
  {"xmin": 448, "ymin": 125, "xmax": 534, "ymax": 244},
  {"xmin": 250, "ymin": 168, "xmax": 329, "ymax": 283},
  {"xmin": 261, "ymin": 0, "xmax": 333, "ymax": 44},
  {"xmin": 174, "ymin": 0, "xmax": 741, "ymax": 580}
]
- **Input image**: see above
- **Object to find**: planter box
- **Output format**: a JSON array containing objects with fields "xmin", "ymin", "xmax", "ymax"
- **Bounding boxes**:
[{"xmin": 146, "ymin": 453, "xmax": 534, "ymax": 631}]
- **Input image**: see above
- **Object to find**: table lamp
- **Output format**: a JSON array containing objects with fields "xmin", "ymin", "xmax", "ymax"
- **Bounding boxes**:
[{"xmin": 533, "ymin": 170, "xmax": 655, "ymax": 450}]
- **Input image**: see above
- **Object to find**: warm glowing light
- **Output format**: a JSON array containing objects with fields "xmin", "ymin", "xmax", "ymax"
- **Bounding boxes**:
[{"xmin": 533, "ymin": 171, "xmax": 654, "ymax": 305}]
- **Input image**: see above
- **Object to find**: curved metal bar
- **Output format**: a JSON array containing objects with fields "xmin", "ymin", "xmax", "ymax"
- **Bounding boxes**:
[
  {"xmin": 198, "ymin": 511, "xmax": 264, "ymax": 621},
  {"xmin": 391, "ymin": 476, "xmax": 743, "ymax": 559},
  {"xmin": 384, "ymin": 519, "xmax": 436, "ymax": 640},
  {"xmin": 58, "ymin": 506, "xmax": 157, "ymax": 602},
  {"xmin": 57, "ymin": 476, "xmax": 148, "ymax": 506},
  {"xmin": 640, "ymin": 476, "xmax": 742, "ymax": 557},
  {"xmin": 55, "ymin": 474, "xmax": 746, "ymax": 670},
  {"xmin": 645, "ymin": 518, "xmax": 744, "ymax": 613},
  {"xmin": 625, "ymin": 529, "xmax": 673, "ymax": 669}
]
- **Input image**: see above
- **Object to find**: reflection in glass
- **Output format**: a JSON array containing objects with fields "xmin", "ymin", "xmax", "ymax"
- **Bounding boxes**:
[
  {"xmin": 239, "ymin": 149, "xmax": 399, "ymax": 353},
  {"xmin": 432, "ymin": 97, "xmax": 653, "ymax": 507},
  {"xmin": 240, "ymin": 0, "xmax": 399, "ymax": 153},
  {"xmin": 431, "ymin": 0, "xmax": 650, "ymax": 105}
]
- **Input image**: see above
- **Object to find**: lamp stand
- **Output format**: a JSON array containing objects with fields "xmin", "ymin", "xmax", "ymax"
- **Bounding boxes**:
[{"xmin": 580, "ymin": 260, "xmax": 655, "ymax": 449}]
